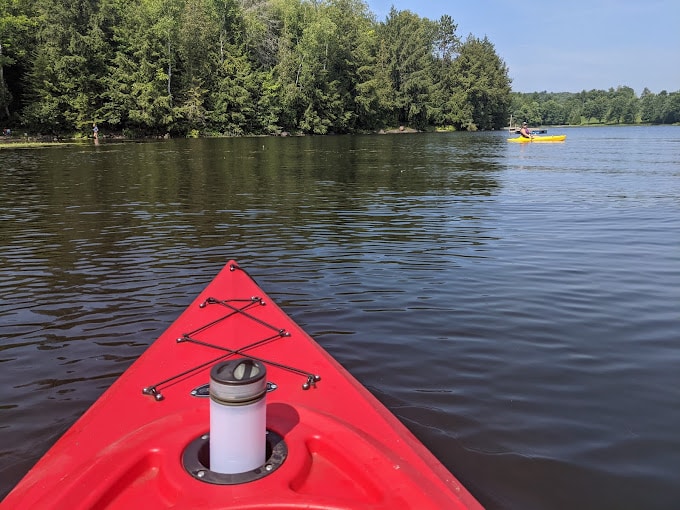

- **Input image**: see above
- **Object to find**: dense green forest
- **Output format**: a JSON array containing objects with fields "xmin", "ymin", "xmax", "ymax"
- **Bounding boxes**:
[
  {"xmin": 0, "ymin": 0, "xmax": 512, "ymax": 136},
  {"xmin": 1, "ymin": 0, "xmax": 678, "ymax": 137}
]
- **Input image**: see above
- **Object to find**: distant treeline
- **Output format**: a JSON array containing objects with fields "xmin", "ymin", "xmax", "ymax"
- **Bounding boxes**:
[
  {"xmin": 1, "ymin": 0, "xmax": 512, "ymax": 136},
  {"xmin": 511, "ymin": 87, "xmax": 680, "ymax": 127}
]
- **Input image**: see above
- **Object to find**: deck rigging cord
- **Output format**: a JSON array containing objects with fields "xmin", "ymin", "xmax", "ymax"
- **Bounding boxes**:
[{"xmin": 142, "ymin": 292, "xmax": 321, "ymax": 401}]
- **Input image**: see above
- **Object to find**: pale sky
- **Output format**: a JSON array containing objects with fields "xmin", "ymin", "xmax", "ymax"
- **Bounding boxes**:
[{"xmin": 365, "ymin": 0, "xmax": 680, "ymax": 95}]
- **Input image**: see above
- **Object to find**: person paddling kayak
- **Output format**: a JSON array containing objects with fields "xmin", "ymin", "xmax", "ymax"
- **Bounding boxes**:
[{"xmin": 519, "ymin": 121, "xmax": 533, "ymax": 139}]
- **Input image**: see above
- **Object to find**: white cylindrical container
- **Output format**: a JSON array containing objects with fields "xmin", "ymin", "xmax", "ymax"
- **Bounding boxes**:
[{"xmin": 209, "ymin": 358, "xmax": 267, "ymax": 474}]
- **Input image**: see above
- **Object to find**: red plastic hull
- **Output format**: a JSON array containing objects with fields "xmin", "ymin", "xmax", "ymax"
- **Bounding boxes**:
[{"xmin": 3, "ymin": 261, "xmax": 482, "ymax": 509}]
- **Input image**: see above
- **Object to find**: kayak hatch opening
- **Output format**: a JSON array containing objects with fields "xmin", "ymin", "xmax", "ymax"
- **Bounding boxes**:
[{"xmin": 182, "ymin": 430, "xmax": 287, "ymax": 485}]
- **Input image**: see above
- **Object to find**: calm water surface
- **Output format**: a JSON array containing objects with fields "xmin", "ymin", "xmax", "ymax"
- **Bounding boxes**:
[{"xmin": 1, "ymin": 126, "xmax": 679, "ymax": 509}]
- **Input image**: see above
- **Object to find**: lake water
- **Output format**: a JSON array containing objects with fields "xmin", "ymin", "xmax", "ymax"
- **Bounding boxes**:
[{"xmin": 1, "ymin": 126, "xmax": 679, "ymax": 509}]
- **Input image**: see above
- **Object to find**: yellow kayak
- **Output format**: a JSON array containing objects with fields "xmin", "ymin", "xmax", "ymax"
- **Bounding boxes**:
[{"xmin": 507, "ymin": 135, "xmax": 566, "ymax": 143}]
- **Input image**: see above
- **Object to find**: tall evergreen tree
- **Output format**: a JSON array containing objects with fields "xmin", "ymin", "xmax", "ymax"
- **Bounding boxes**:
[
  {"xmin": 321, "ymin": 0, "xmax": 375, "ymax": 132},
  {"xmin": 0, "ymin": 0, "xmax": 35, "ymax": 120},
  {"xmin": 101, "ymin": 0, "xmax": 181, "ymax": 134},
  {"xmin": 447, "ymin": 35, "xmax": 511, "ymax": 130},
  {"xmin": 429, "ymin": 14, "xmax": 460, "ymax": 126},
  {"xmin": 378, "ymin": 8, "xmax": 438, "ymax": 129},
  {"xmin": 23, "ymin": 0, "xmax": 114, "ymax": 132}
]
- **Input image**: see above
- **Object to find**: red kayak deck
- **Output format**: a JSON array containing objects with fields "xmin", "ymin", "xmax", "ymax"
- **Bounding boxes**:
[{"xmin": 3, "ymin": 261, "xmax": 482, "ymax": 509}]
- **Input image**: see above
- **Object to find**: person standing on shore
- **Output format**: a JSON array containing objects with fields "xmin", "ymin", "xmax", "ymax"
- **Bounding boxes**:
[{"xmin": 92, "ymin": 123, "xmax": 99, "ymax": 144}]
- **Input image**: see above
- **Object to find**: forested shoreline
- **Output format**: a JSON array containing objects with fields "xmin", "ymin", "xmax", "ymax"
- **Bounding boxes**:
[
  {"xmin": 1, "ymin": 0, "xmax": 678, "ymax": 139},
  {"xmin": 511, "ymin": 88, "xmax": 680, "ymax": 128}
]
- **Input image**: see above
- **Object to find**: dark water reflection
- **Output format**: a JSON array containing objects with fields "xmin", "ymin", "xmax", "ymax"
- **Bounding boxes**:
[{"xmin": 1, "ymin": 127, "xmax": 679, "ymax": 509}]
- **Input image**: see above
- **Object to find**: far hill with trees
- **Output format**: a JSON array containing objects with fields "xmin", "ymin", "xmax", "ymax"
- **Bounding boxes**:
[
  {"xmin": 511, "ymin": 87, "xmax": 680, "ymax": 127},
  {"xmin": 1, "ymin": 0, "xmax": 678, "ymax": 138}
]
